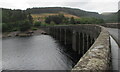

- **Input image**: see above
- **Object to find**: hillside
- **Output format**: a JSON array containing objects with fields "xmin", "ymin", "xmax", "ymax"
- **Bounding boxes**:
[
  {"xmin": 101, "ymin": 12, "xmax": 118, "ymax": 23},
  {"xmin": 2, "ymin": 7, "xmax": 119, "ymax": 23},
  {"xmin": 26, "ymin": 7, "xmax": 103, "ymax": 19},
  {"xmin": 26, "ymin": 7, "xmax": 119, "ymax": 23},
  {"xmin": 31, "ymin": 12, "xmax": 80, "ymax": 21},
  {"xmin": 101, "ymin": 12, "xmax": 115, "ymax": 15}
]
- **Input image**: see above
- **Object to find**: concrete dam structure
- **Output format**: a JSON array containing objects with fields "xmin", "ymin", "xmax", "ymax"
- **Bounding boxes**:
[{"xmin": 43, "ymin": 24, "xmax": 111, "ymax": 71}]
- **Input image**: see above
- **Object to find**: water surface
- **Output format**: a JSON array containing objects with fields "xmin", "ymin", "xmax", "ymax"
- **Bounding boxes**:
[{"xmin": 2, "ymin": 35, "xmax": 74, "ymax": 70}]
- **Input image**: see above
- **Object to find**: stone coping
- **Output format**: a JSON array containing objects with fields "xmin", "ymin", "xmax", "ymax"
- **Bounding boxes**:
[{"xmin": 72, "ymin": 25, "xmax": 111, "ymax": 71}]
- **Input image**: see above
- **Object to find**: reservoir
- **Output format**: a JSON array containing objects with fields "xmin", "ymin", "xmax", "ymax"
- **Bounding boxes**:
[{"xmin": 2, "ymin": 35, "xmax": 77, "ymax": 70}]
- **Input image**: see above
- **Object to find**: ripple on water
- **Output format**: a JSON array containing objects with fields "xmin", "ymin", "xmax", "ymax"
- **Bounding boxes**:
[{"xmin": 2, "ymin": 35, "xmax": 74, "ymax": 70}]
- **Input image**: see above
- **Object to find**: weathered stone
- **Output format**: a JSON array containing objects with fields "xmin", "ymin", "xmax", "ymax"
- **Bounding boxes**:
[
  {"xmin": 43, "ymin": 25, "xmax": 111, "ymax": 71},
  {"xmin": 72, "ymin": 25, "xmax": 111, "ymax": 71}
]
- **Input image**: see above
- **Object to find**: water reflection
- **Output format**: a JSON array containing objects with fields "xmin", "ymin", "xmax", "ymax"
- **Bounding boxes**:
[{"xmin": 2, "ymin": 35, "xmax": 74, "ymax": 70}]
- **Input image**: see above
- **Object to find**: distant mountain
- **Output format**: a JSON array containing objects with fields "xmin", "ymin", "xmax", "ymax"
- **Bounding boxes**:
[
  {"xmin": 118, "ymin": 10, "xmax": 120, "ymax": 22},
  {"xmin": 2, "ymin": 7, "xmax": 119, "ymax": 23},
  {"xmin": 26, "ymin": 7, "xmax": 103, "ymax": 19},
  {"xmin": 101, "ymin": 12, "xmax": 118, "ymax": 23},
  {"xmin": 101, "ymin": 12, "xmax": 115, "ymax": 15},
  {"xmin": 26, "ymin": 7, "xmax": 119, "ymax": 23}
]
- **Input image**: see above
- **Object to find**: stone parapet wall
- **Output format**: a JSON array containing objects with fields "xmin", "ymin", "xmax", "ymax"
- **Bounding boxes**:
[
  {"xmin": 101, "ymin": 23, "xmax": 120, "ymax": 29},
  {"xmin": 72, "ymin": 26, "xmax": 111, "ymax": 71}
]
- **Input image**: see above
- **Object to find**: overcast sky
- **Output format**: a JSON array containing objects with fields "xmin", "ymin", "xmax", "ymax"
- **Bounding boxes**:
[{"xmin": 0, "ymin": 0, "xmax": 119, "ymax": 13}]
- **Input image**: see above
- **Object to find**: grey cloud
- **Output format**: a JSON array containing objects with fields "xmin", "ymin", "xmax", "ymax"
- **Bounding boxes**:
[{"xmin": 0, "ymin": 0, "xmax": 118, "ymax": 13}]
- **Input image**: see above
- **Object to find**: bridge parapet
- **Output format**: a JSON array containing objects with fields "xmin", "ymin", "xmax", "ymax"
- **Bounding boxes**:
[
  {"xmin": 101, "ymin": 23, "xmax": 120, "ymax": 29},
  {"xmin": 72, "ymin": 26, "xmax": 111, "ymax": 71}
]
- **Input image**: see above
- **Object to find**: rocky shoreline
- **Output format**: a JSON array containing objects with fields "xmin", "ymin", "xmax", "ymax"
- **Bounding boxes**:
[{"xmin": 1, "ymin": 29, "xmax": 47, "ymax": 38}]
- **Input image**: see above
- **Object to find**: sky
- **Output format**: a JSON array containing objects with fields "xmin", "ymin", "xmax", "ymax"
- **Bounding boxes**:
[{"xmin": 0, "ymin": 0, "xmax": 119, "ymax": 13}]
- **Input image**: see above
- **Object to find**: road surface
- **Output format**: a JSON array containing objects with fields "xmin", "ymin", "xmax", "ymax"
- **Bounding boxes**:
[
  {"xmin": 106, "ymin": 28, "xmax": 119, "ymax": 47},
  {"xmin": 106, "ymin": 28, "xmax": 120, "ymax": 71}
]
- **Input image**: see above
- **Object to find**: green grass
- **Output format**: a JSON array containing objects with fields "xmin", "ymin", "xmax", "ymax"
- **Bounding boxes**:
[{"xmin": 31, "ymin": 27, "xmax": 38, "ymax": 30}]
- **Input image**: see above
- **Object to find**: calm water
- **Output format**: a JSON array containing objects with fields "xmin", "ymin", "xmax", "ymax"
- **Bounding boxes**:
[{"xmin": 2, "ymin": 35, "xmax": 75, "ymax": 70}]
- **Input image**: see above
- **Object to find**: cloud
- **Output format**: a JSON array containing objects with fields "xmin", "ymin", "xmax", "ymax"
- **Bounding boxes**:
[
  {"xmin": 0, "ymin": 2, "xmax": 16, "ymax": 9},
  {"xmin": 79, "ymin": 2, "xmax": 118, "ymax": 13},
  {"xmin": 0, "ymin": 0, "xmax": 29, "ymax": 9},
  {"xmin": 0, "ymin": 0, "xmax": 119, "ymax": 13}
]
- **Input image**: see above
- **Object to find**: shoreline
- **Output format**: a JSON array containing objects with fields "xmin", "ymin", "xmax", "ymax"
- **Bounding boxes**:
[{"xmin": 1, "ymin": 29, "xmax": 47, "ymax": 38}]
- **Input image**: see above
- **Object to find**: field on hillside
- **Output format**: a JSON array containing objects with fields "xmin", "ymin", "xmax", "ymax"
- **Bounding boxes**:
[{"xmin": 31, "ymin": 13, "xmax": 80, "ymax": 21}]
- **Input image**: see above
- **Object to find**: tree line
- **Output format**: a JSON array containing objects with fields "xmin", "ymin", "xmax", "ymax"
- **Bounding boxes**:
[
  {"xmin": 2, "ymin": 8, "xmax": 33, "ymax": 32},
  {"xmin": 26, "ymin": 7, "xmax": 102, "ymax": 19},
  {"xmin": 44, "ymin": 14, "xmax": 104, "ymax": 25},
  {"xmin": 2, "ymin": 8, "xmax": 105, "ymax": 33},
  {"xmin": 26, "ymin": 7, "xmax": 119, "ymax": 23}
]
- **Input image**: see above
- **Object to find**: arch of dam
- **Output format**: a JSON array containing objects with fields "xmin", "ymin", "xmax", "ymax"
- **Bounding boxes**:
[{"xmin": 42, "ymin": 24, "xmax": 112, "ymax": 71}]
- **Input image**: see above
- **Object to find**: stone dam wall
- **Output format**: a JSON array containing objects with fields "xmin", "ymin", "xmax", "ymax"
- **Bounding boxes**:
[
  {"xmin": 101, "ymin": 23, "xmax": 120, "ymax": 29},
  {"xmin": 42, "ymin": 24, "xmax": 111, "ymax": 71},
  {"xmin": 72, "ymin": 25, "xmax": 111, "ymax": 71}
]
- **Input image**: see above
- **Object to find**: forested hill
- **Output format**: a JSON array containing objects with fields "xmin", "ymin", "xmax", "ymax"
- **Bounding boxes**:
[
  {"xmin": 26, "ymin": 7, "xmax": 103, "ymax": 19},
  {"xmin": 2, "ymin": 7, "xmax": 119, "ymax": 23},
  {"xmin": 101, "ymin": 12, "xmax": 118, "ymax": 23}
]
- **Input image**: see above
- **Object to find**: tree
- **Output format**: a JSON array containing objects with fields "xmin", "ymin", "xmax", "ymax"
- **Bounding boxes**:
[
  {"xmin": 70, "ymin": 17, "xmax": 75, "ymax": 24},
  {"xmin": 45, "ymin": 16, "xmax": 51, "ymax": 24},
  {"xmin": 34, "ymin": 21, "xmax": 41, "ymax": 27},
  {"xmin": 19, "ymin": 20, "xmax": 31, "ymax": 32},
  {"xmin": 2, "ymin": 23, "xmax": 9, "ymax": 32},
  {"xmin": 63, "ymin": 17, "xmax": 69, "ymax": 24},
  {"xmin": 118, "ymin": 10, "xmax": 120, "ymax": 22},
  {"xmin": 50, "ymin": 21, "xmax": 56, "ymax": 25},
  {"xmin": 28, "ymin": 13, "xmax": 33, "ymax": 25},
  {"xmin": 45, "ymin": 14, "xmax": 65, "ymax": 24},
  {"xmin": 2, "ymin": 9, "xmax": 33, "ymax": 32}
]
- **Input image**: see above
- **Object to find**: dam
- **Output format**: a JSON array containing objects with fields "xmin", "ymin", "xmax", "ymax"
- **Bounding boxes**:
[{"xmin": 1, "ymin": 24, "xmax": 120, "ymax": 72}]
